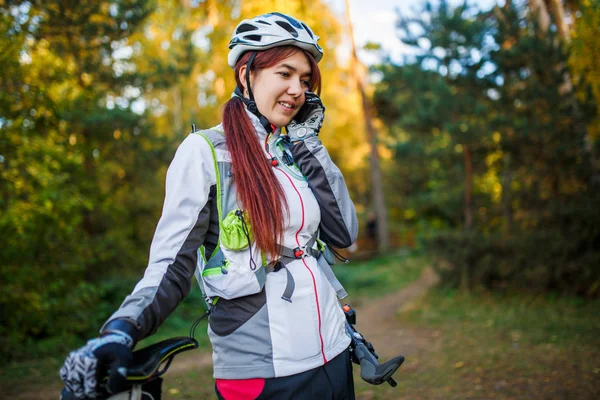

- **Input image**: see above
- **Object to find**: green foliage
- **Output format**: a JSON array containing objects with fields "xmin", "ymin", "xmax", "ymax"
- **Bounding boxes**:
[
  {"xmin": 374, "ymin": 1, "xmax": 600, "ymax": 296},
  {"xmin": 0, "ymin": 0, "xmax": 181, "ymax": 361},
  {"xmin": 570, "ymin": 0, "xmax": 600, "ymax": 140},
  {"xmin": 0, "ymin": 276, "xmax": 138, "ymax": 362},
  {"xmin": 425, "ymin": 224, "xmax": 600, "ymax": 296}
]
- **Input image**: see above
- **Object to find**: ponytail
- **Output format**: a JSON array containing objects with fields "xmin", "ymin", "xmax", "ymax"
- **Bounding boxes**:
[
  {"xmin": 223, "ymin": 97, "xmax": 288, "ymax": 259},
  {"xmin": 222, "ymin": 46, "xmax": 322, "ymax": 259}
]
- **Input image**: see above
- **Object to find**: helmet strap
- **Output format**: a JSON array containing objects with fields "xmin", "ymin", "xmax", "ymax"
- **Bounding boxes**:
[
  {"xmin": 236, "ymin": 51, "xmax": 272, "ymax": 134},
  {"xmin": 245, "ymin": 51, "xmax": 257, "ymax": 101}
]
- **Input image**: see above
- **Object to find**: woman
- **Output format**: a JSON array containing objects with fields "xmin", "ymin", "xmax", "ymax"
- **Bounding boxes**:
[{"xmin": 60, "ymin": 12, "xmax": 358, "ymax": 400}]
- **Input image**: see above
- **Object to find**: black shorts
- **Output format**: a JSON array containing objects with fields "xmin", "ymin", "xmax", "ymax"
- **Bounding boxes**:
[{"xmin": 215, "ymin": 348, "xmax": 355, "ymax": 399}]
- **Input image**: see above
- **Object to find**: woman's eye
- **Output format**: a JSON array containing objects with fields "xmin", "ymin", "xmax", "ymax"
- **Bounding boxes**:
[
  {"xmin": 301, "ymin": 80, "xmax": 310, "ymax": 87},
  {"xmin": 278, "ymin": 72, "xmax": 290, "ymax": 78}
]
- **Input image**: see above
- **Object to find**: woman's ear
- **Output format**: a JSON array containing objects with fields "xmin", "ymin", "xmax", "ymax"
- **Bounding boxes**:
[{"xmin": 238, "ymin": 65, "xmax": 248, "ymax": 95}]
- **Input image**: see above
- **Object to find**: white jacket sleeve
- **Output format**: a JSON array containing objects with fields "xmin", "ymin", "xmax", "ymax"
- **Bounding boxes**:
[{"xmin": 101, "ymin": 134, "xmax": 217, "ymax": 339}]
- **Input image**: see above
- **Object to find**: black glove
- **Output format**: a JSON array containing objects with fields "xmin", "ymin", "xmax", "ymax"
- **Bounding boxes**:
[
  {"xmin": 285, "ymin": 92, "xmax": 325, "ymax": 142},
  {"xmin": 60, "ymin": 331, "xmax": 133, "ymax": 399}
]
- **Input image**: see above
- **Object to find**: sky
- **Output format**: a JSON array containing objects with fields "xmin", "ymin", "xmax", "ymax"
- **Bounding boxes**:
[{"xmin": 328, "ymin": 0, "xmax": 503, "ymax": 65}]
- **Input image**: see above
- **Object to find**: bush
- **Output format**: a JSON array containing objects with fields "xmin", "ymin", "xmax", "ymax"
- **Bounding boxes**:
[
  {"xmin": 0, "ymin": 276, "xmax": 137, "ymax": 363},
  {"xmin": 425, "ymin": 229, "xmax": 600, "ymax": 297}
]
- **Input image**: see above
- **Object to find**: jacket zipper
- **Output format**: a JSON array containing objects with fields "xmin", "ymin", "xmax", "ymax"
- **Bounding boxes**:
[{"xmin": 265, "ymin": 136, "xmax": 328, "ymax": 364}]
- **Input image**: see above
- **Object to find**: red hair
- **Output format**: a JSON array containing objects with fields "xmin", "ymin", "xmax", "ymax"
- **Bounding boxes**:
[{"xmin": 223, "ymin": 46, "xmax": 322, "ymax": 259}]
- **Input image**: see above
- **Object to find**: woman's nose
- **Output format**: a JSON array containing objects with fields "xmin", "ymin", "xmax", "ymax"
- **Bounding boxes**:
[{"xmin": 288, "ymin": 79, "xmax": 304, "ymax": 96}]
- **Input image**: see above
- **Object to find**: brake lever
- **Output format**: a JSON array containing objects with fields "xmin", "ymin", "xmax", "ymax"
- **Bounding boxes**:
[{"xmin": 344, "ymin": 304, "xmax": 404, "ymax": 387}]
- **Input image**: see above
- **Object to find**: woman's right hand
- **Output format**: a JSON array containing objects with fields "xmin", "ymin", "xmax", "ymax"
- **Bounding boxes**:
[
  {"xmin": 286, "ymin": 91, "xmax": 325, "ymax": 142},
  {"xmin": 59, "ymin": 331, "xmax": 133, "ymax": 399}
]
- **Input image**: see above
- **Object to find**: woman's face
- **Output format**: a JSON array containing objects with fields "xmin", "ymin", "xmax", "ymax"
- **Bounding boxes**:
[{"xmin": 241, "ymin": 50, "xmax": 312, "ymax": 128}]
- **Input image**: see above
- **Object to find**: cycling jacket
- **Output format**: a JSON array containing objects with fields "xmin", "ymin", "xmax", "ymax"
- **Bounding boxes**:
[{"xmin": 101, "ymin": 107, "xmax": 359, "ymax": 379}]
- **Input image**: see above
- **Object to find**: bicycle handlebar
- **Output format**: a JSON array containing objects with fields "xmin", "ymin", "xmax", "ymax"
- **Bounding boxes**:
[
  {"xmin": 60, "ymin": 337, "xmax": 198, "ymax": 400},
  {"xmin": 344, "ymin": 304, "xmax": 404, "ymax": 387},
  {"xmin": 352, "ymin": 337, "xmax": 404, "ymax": 386}
]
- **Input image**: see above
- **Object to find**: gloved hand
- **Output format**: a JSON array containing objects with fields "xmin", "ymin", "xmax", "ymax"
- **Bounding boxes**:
[
  {"xmin": 60, "ymin": 331, "xmax": 133, "ymax": 399},
  {"xmin": 285, "ymin": 91, "xmax": 325, "ymax": 142}
]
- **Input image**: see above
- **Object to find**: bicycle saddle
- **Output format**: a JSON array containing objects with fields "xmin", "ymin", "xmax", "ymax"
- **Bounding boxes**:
[{"xmin": 127, "ymin": 336, "xmax": 198, "ymax": 380}]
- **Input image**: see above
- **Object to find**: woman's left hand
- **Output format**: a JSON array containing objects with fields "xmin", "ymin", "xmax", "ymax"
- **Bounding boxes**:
[{"xmin": 285, "ymin": 92, "xmax": 325, "ymax": 142}]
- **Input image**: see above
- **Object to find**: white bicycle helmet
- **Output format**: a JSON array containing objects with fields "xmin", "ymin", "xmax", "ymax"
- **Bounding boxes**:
[{"xmin": 228, "ymin": 12, "xmax": 323, "ymax": 68}]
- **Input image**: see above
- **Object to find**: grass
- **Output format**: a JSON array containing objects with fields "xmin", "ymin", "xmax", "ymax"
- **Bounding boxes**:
[
  {"xmin": 336, "ymin": 248, "xmax": 426, "ymax": 300},
  {"xmin": 402, "ymin": 288, "xmax": 600, "ymax": 346},
  {"xmin": 356, "ymin": 288, "xmax": 600, "ymax": 399}
]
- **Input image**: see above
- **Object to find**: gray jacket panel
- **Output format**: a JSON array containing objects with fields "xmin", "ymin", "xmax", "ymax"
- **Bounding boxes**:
[{"xmin": 291, "ymin": 137, "xmax": 359, "ymax": 248}]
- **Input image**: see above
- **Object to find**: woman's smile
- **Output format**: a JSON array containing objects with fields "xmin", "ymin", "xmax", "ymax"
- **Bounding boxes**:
[{"xmin": 278, "ymin": 100, "xmax": 297, "ymax": 115}]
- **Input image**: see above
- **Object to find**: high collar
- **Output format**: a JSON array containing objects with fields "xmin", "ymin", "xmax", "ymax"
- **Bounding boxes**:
[{"xmin": 243, "ymin": 105, "xmax": 282, "ymax": 147}]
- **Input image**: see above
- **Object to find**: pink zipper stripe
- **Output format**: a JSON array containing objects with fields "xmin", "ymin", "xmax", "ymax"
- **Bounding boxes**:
[{"xmin": 278, "ymin": 167, "xmax": 327, "ymax": 364}]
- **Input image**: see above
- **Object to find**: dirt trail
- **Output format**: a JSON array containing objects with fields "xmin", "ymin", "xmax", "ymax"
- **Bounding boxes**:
[
  {"xmin": 353, "ymin": 267, "xmax": 441, "ymax": 363},
  {"xmin": 14, "ymin": 268, "xmax": 439, "ymax": 399}
]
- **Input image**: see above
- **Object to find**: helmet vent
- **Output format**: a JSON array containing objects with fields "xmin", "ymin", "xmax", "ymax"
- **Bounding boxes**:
[
  {"xmin": 301, "ymin": 23, "xmax": 314, "ymax": 39},
  {"xmin": 236, "ymin": 23, "xmax": 258, "ymax": 33},
  {"xmin": 244, "ymin": 34, "xmax": 262, "ymax": 42},
  {"xmin": 269, "ymin": 12, "xmax": 303, "ymax": 29},
  {"xmin": 275, "ymin": 21, "xmax": 298, "ymax": 38},
  {"xmin": 256, "ymin": 20, "xmax": 271, "ymax": 25}
]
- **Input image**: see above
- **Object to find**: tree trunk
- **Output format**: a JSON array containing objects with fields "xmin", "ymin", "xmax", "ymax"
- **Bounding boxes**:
[
  {"xmin": 344, "ymin": 0, "xmax": 389, "ymax": 252},
  {"xmin": 529, "ymin": 0, "xmax": 551, "ymax": 32},
  {"xmin": 531, "ymin": 1, "xmax": 597, "ymax": 182},
  {"xmin": 464, "ymin": 145, "xmax": 473, "ymax": 230},
  {"xmin": 172, "ymin": 86, "xmax": 182, "ymax": 134},
  {"xmin": 502, "ymin": 153, "xmax": 513, "ymax": 233},
  {"xmin": 545, "ymin": 0, "xmax": 570, "ymax": 43},
  {"xmin": 530, "ymin": 0, "xmax": 574, "ymax": 94},
  {"xmin": 461, "ymin": 145, "xmax": 473, "ymax": 291}
]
